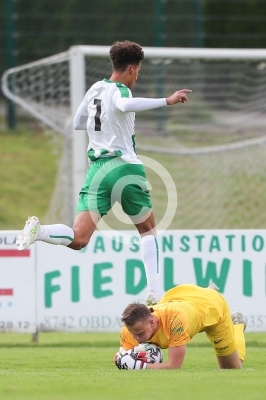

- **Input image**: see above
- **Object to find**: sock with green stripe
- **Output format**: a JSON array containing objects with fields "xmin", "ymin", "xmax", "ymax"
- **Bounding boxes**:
[
  {"xmin": 141, "ymin": 235, "xmax": 160, "ymax": 296},
  {"xmin": 38, "ymin": 224, "xmax": 74, "ymax": 246}
]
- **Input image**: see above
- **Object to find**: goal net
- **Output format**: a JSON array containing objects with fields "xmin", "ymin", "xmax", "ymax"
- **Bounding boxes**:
[{"xmin": 2, "ymin": 46, "xmax": 266, "ymax": 229}]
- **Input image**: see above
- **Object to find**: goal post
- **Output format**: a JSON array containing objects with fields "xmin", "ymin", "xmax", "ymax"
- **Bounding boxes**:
[
  {"xmin": 2, "ymin": 46, "xmax": 266, "ymax": 228},
  {"xmin": 69, "ymin": 46, "xmax": 87, "ymax": 213}
]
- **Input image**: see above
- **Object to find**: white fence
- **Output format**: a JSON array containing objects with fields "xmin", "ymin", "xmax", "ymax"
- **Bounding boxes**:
[{"xmin": 0, "ymin": 230, "xmax": 265, "ymax": 333}]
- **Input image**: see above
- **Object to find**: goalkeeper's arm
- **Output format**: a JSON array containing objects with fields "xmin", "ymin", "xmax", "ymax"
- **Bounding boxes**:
[
  {"xmin": 119, "ymin": 327, "xmax": 137, "ymax": 351},
  {"xmin": 146, "ymin": 345, "xmax": 186, "ymax": 369}
]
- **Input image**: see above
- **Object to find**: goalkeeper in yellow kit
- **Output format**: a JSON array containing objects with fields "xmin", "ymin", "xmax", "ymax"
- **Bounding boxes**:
[{"xmin": 115, "ymin": 284, "xmax": 246, "ymax": 370}]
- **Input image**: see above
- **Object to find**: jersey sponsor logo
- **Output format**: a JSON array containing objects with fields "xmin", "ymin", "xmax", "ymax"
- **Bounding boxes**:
[{"xmin": 171, "ymin": 326, "xmax": 184, "ymax": 334}]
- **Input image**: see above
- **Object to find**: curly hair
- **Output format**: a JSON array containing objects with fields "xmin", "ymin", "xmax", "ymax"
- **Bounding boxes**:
[
  {"xmin": 109, "ymin": 41, "xmax": 144, "ymax": 72},
  {"xmin": 121, "ymin": 302, "xmax": 151, "ymax": 326}
]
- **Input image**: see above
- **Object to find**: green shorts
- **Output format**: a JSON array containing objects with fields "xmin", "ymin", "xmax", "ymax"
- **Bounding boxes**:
[{"xmin": 76, "ymin": 157, "xmax": 152, "ymax": 218}]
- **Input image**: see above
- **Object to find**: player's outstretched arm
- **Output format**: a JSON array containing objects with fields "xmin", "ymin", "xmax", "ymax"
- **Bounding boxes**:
[
  {"xmin": 166, "ymin": 89, "xmax": 192, "ymax": 105},
  {"xmin": 114, "ymin": 88, "xmax": 192, "ymax": 113}
]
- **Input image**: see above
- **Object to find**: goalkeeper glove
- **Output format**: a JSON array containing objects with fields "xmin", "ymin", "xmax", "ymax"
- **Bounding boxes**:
[{"xmin": 114, "ymin": 350, "xmax": 148, "ymax": 370}]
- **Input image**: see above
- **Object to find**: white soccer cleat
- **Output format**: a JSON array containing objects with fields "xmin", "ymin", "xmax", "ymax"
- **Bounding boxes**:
[
  {"xmin": 145, "ymin": 291, "xmax": 160, "ymax": 306},
  {"xmin": 231, "ymin": 311, "xmax": 247, "ymax": 332},
  {"xmin": 16, "ymin": 216, "xmax": 40, "ymax": 251},
  {"xmin": 207, "ymin": 282, "xmax": 220, "ymax": 291}
]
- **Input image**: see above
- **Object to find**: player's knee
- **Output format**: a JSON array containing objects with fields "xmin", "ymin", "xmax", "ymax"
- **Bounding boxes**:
[
  {"xmin": 70, "ymin": 237, "xmax": 90, "ymax": 250},
  {"xmin": 73, "ymin": 242, "xmax": 86, "ymax": 250}
]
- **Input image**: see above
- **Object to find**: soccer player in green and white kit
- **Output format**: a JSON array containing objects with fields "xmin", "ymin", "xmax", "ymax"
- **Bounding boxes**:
[{"xmin": 16, "ymin": 41, "xmax": 192, "ymax": 305}]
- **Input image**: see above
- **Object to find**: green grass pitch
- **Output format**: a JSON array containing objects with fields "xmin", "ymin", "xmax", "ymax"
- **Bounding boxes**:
[{"xmin": 0, "ymin": 332, "xmax": 265, "ymax": 400}]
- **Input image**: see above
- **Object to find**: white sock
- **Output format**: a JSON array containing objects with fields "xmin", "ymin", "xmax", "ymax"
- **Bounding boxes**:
[
  {"xmin": 141, "ymin": 235, "xmax": 160, "ymax": 295},
  {"xmin": 38, "ymin": 224, "xmax": 74, "ymax": 246}
]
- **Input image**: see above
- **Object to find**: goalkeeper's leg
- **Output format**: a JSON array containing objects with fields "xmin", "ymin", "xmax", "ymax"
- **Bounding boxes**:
[
  {"xmin": 206, "ymin": 298, "xmax": 246, "ymax": 369},
  {"xmin": 16, "ymin": 211, "xmax": 99, "ymax": 251},
  {"xmin": 231, "ymin": 311, "xmax": 246, "ymax": 364}
]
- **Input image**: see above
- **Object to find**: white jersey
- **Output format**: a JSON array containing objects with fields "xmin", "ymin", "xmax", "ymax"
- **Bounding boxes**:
[{"xmin": 73, "ymin": 78, "xmax": 167, "ymax": 164}]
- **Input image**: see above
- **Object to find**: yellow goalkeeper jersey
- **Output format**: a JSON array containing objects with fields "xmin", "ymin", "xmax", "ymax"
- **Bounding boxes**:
[{"xmin": 120, "ymin": 284, "xmax": 227, "ymax": 350}]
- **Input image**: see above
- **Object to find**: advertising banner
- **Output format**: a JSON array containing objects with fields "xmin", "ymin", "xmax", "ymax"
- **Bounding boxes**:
[
  {"xmin": 1, "ymin": 230, "xmax": 266, "ymax": 333},
  {"xmin": 0, "ymin": 231, "xmax": 36, "ymax": 333}
]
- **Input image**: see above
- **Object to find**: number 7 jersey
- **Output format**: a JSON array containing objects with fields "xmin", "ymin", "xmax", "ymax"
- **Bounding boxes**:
[{"xmin": 73, "ymin": 78, "xmax": 142, "ymax": 164}]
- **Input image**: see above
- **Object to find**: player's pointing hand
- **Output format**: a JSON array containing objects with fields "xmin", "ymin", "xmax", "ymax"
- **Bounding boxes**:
[{"xmin": 166, "ymin": 89, "xmax": 192, "ymax": 105}]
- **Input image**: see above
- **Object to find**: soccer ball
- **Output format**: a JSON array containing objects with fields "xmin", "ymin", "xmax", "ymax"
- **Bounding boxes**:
[{"xmin": 133, "ymin": 342, "xmax": 163, "ymax": 363}]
